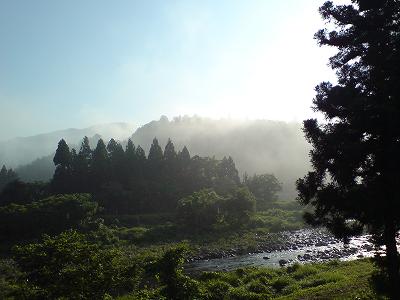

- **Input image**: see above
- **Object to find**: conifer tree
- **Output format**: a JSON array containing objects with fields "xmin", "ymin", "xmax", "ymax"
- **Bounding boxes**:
[
  {"xmin": 125, "ymin": 139, "xmax": 136, "ymax": 161},
  {"xmin": 164, "ymin": 138, "xmax": 177, "ymax": 161},
  {"xmin": 125, "ymin": 139, "xmax": 136, "ymax": 180},
  {"xmin": 74, "ymin": 136, "xmax": 92, "ymax": 191},
  {"xmin": 53, "ymin": 139, "xmax": 71, "ymax": 168},
  {"xmin": 107, "ymin": 139, "xmax": 125, "ymax": 181},
  {"xmin": 148, "ymin": 138, "xmax": 163, "ymax": 162},
  {"xmin": 52, "ymin": 139, "xmax": 72, "ymax": 193},
  {"xmin": 91, "ymin": 139, "xmax": 109, "ymax": 187},
  {"xmin": 178, "ymin": 146, "xmax": 190, "ymax": 162},
  {"xmin": 0, "ymin": 165, "xmax": 18, "ymax": 192},
  {"xmin": 79, "ymin": 136, "xmax": 92, "ymax": 163},
  {"xmin": 135, "ymin": 145, "xmax": 146, "ymax": 161},
  {"xmin": 297, "ymin": 1, "xmax": 400, "ymax": 297}
]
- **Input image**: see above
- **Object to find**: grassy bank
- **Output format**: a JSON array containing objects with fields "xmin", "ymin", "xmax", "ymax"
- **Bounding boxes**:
[
  {"xmin": 119, "ymin": 259, "xmax": 386, "ymax": 300},
  {"xmin": 103, "ymin": 201, "xmax": 305, "ymax": 258}
]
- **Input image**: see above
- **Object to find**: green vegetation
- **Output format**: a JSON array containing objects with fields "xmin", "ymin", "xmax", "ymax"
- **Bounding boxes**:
[
  {"xmin": 117, "ymin": 253, "xmax": 385, "ymax": 300},
  {"xmin": 0, "ymin": 135, "xmax": 309, "ymax": 299},
  {"xmin": 0, "ymin": 165, "xmax": 18, "ymax": 193},
  {"xmin": 1, "ymin": 0, "xmax": 399, "ymax": 298},
  {"xmin": 296, "ymin": 0, "xmax": 400, "ymax": 297},
  {"xmin": 0, "ymin": 194, "xmax": 97, "ymax": 241}
]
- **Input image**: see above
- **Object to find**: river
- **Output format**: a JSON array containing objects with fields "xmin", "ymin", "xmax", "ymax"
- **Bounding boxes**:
[{"xmin": 185, "ymin": 229, "xmax": 384, "ymax": 273}]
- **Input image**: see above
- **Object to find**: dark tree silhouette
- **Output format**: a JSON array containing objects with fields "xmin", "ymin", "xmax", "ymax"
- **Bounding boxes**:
[
  {"xmin": 47, "ymin": 135, "xmax": 256, "ymax": 215},
  {"xmin": 178, "ymin": 146, "xmax": 190, "ymax": 162},
  {"xmin": 135, "ymin": 145, "xmax": 146, "ymax": 161},
  {"xmin": 0, "ymin": 180, "xmax": 49, "ymax": 206},
  {"xmin": 164, "ymin": 138, "xmax": 177, "ymax": 161},
  {"xmin": 91, "ymin": 139, "xmax": 109, "ymax": 188},
  {"xmin": 73, "ymin": 137, "xmax": 92, "ymax": 191},
  {"xmin": 124, "ymin": 139, "xmax": 136, "ymax": 182},
  {"xmin": 215, "ymin": 156, "xmax": 240, "ymax": 194},
  {"xmin": 107, "ymin": 138, "xmax": 125, "ymax": 182},
  {"xmin": 53, "ymin": 139, "xmax": 71, "ymax": 168},
  {"xmin": 0, "ymin": 165, "xmax": 18, "ymax": 192},
  {"xmin": 52, "ymin": 139, "xmax": 72, "ymax": 193},
  {"xmin": 296, "ymin": 1, "xmax": 400, "ymax": 297},
  {"xmin": 148, "ymin": 137, "xmax": 163, "ymax": 162},
  {"xmin": 244, "ymin": 173, "xmax": 282, "ymax": 210}
]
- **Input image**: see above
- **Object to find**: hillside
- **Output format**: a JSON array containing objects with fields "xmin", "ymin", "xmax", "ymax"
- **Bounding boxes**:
[
  {"xmin": 0, "ymin": 122, "xmax": 135, "ymax": 168},
  {"xmin": 130, "ymin": 116, "xmax": 311, "ymax": 200},
  {"xmin": 2, "ymin": 117, "xmax": 310, "ymax": 199}
]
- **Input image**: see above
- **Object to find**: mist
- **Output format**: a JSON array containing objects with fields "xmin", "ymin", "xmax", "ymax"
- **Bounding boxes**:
[
  {"xmin": 0, "ymin": 116, "xmax": 310, "ymax": 200},
  {"xmin": 0, "ymin": 123, "xmax": 135, "ymax": 168},
  {"xmin": 130, "ymin": 116, "xmax": 311, "ymax": 200}
]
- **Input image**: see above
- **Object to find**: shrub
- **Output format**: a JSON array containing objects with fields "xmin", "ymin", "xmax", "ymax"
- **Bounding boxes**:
[
  {"xmin": 0, "ymin": 193, "xmax": 97, "ymax": 240},
  {"xmin": 13, "ymin": 230, "xmax": 136, "ymax": 299}
]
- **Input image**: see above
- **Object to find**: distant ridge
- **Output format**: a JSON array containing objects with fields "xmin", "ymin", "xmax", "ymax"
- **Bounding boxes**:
[
  {"xmin": 2, "ymin": 116, "xmax": 310, "ymax": 200},
  {"xmin": 0, "ymin": 122, "xmax": 135, "ymax": 168},
  {"xmin": 129, "ymin": 116, "xmax": 311, "ymax": 200}
]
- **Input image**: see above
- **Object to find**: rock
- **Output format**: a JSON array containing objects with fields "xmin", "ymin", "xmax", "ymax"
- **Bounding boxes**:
[
  {"xmin": 279, "ymin": 259, "xmax": 288, "ymax": 267},
  {"xmin": 315, "ymin": 241, "xmax": 328, "ymax": 247},
  {"xmin": 362, "ymin": 244, "xmax": 373, "ymax": 252},
  {"xmin": 263, "ymin": 256, "xmax": 270, "ymax": 260}
]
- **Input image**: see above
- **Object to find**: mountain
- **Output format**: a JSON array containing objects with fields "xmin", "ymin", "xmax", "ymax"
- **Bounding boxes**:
[
  {"xmin": 130, "ymin": 116, "xmax": 311, "ymax": 200},
  {"xmin": 0, "ymin": 123, "xmax": 135, "ymax": 168},
  {"xmin": 2, "ymin": 117, "xmax": 311, "ymax": 200}
]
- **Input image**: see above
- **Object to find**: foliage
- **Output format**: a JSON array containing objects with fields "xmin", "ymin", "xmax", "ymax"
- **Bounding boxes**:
[
  {"xmin": 0, "ymin": 165, "xmax": 18, "ymax": 193},
  {"xmin": 155, "ymin": 244, "xmax": 200, "ymax": 300},
  {"xmin": 0, "ymin": 180, "xmax": 50, "ymax": 206},
  {"xmin": 243, "ymin": 173, "xmax": 282, "ymax": 210},
  {"xmin": 248, "ymin": 209, "xmax": 304, "ymax": 232},
  {"xmin": 177, "ymin": 187, "xmax": 256, "ymax": 230},
  {"xmin": 0, "ymin": 193, "xmax": 97, "ymax": 240},
  {"xmin": 296, "ymin": 0, "xmax": 400, "ymax": 297},
  {"xmin": 195, "ymin": 259, "xmax": 384, "ymax": 300},
  {"xmin": 177, "ymin": 189, "xmax": 224, "ymax": 231},
  {"xmin": 224, "ymin": 187, "xmax": 256, "ymax": 226},
  {"xmin": 50, "ymin": 137, "xmax": 249, "ymax": 215},
  {"xmin": 0, "ymin": 258, "xmax": 41, "ymax": 300},
  {"xmin": 13, "ymin": 230, "xmax": 138, "ymax": 299}
]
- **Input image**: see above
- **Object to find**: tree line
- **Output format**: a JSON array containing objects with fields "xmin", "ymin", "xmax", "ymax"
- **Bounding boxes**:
[
  {"xmin": 51, "ymin": 136, "xmax": 281, "ymax": 214},
  {"xmin": 0, "ymin": 165, "xmax": 17, "ymax": 192}
]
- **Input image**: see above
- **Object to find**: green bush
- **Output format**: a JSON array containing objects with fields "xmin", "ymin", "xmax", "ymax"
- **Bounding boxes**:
[
  {"xmin": 13, "ymin": 230, "xmax": 137, "ymax": 299},
  {"xmin": 177, "ymin": 189, "xmax": 224, "ymax": 231},
  {"xmin": 118, "ymin": 227, "xmax": 149, "ymax": 242},
  {"xmin": 0, "ymin": 193, "xmax": 97, "ymax": 241},
  {"xmin": 290, "ymin": 264, "xmax": 319, "ymax": 280},
  {"xmin": 271, "ymin": 276, "xmax": 295, "ymax": 292},
  {"xmin": 228, "ymin": 286, "xmax": 264, "ymax": 300},
  {"xmin": 202, "ymin": 280, "xmax": 231, "ymax": 300}
]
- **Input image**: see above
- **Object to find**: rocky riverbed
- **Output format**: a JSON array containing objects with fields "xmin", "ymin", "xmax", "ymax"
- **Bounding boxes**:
[{"xmin": 185, "ymin": 228, "xmax": 393, "ymax": 272}]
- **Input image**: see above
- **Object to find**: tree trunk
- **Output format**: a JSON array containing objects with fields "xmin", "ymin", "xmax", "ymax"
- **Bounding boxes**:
[{"xmin": 384, "ymin": 222, "xmax": 399, "ymax": 299}]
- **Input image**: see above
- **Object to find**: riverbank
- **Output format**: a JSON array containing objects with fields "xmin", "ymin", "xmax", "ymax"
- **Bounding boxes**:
[
  {"xmin": 119, "ymin": 259, "xmax": 387, "ymax": 299},
  {"xmin": 186, "ymin": 228, "xmax": 382, "ymax": 272}
]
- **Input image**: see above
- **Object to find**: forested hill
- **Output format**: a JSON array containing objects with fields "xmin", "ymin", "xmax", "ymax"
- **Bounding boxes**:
[
  {"xmin": 2, "ymin": 117, "xmax": 310, "ymax": 200},
  {"xmin": 0, "ymin": 123, "xmax": 135, "ymax": 168},
  {"xmin": 131, "ymin": 116, "xmax": 311, "ymax": 200}
]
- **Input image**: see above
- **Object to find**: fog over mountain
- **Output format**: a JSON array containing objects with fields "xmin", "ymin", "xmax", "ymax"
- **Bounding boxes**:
[
  {"xmin": 1, "ymin": 116, "xmax": 311, "ymax": 200},
  {"xmin": 0, "ymin": 123, "xmax": 135, "ymax": 168},
  {"xmin": 130, "ymin": 116, "xmax": 311, "ymax": 200}
]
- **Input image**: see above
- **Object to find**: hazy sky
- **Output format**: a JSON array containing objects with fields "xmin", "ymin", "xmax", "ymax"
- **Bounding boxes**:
[{"xmin": 0, "ymin": 0, "xmax": 342, "ymax": 141}]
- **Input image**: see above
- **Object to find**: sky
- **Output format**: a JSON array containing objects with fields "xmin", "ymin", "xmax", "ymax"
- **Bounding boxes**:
[{"xmin": 0, "ymin": 0, "xmax": 342, "ymax": 141}]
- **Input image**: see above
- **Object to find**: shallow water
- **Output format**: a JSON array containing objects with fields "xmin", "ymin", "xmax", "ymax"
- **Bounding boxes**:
[{"xmin": 185, "ymin": 229, "xmax": 385, "ymax": 272}]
